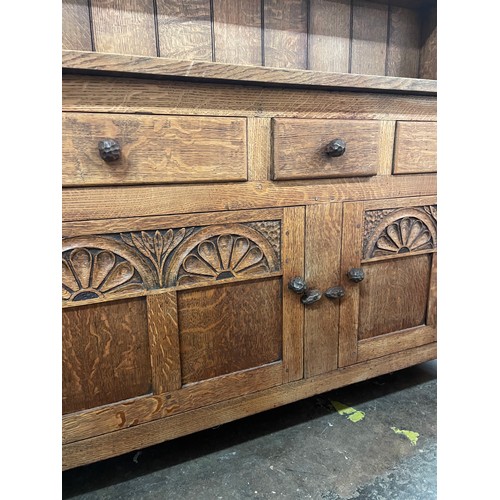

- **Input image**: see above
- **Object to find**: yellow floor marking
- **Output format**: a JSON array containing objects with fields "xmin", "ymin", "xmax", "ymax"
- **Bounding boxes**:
[
  {"xmin": 331, "ymin": 401, "xmax": 365, "ymax": 422},
  {"xmin": 391, "ymin": 427, "xmax": 419, "ymax": 446}
]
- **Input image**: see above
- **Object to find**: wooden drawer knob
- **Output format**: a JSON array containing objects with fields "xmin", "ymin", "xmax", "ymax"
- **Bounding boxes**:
[
  {"xmin": 288, "ymin": 276, "xmax": 307, "ymax": 294},
  {"xmin": 301, "ymin": 289, "xmax": 322, "ymax": 305},
  {"xmin": 325, "ymin": 286, "xmax": 345, "ymax": 299},
  {"xmin": 98, "ymin": 139, "xmax": 121, "ymax": 162},
  {"xmin": 347, "ymin": 268, "xmax": 365, "ymax": 283},
  {"xmin": 325, "ymin": 139, "xmax": 346, "ymax": 157}
]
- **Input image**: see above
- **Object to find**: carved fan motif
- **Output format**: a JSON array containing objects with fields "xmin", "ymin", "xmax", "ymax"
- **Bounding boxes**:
[
  {"xmin": 62, "ymin": 248, "xmax": 144, "ymax": 301},
  {"xmin": 374, "ymin": 217, "xmax": 433, "ymax": 255},
  {"xmin": 177, "ymin": 234, "xmax": 270, "ymax": 286}
]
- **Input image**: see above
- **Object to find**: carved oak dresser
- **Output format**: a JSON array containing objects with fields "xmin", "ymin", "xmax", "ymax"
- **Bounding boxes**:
[{"xmin": 62, "ymin": 0, "xmax": 437, "ymax": 469}]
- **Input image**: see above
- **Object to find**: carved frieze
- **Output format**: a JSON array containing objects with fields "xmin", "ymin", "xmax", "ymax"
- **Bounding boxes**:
[{"xmin": 363, "ymin": 206, "xmax": 437, "ymax": 259}]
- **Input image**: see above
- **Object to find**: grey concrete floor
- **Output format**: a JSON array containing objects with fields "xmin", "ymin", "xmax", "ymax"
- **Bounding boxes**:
[{"xmin": 62, "ymin": 360, "xmax": 437, "ymax": 500}]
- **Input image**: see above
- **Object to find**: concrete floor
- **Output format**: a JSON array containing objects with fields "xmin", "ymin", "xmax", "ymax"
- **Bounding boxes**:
[{"xmin": 62, "ymin": 360, "xmax": 437, "ymax": 500}]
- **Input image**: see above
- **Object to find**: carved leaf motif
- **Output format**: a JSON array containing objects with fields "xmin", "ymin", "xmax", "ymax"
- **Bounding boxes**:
[
  {"xmin": 198, "ymin": 241, "xmax": 221, "ymax": 271},
  {"xmin": 141, "ymin": 231, "xmax": 155, "ymax": 254},
  {"xmin": 230, "ymin": 238, "xmax": 250, "ymax": 269},
  {"xmin": 376, "ymin": 235, "xmax": 399, "ymax": 252},
  {"xmin": 131, "ymin": 232, "xmax": 150, "ymax": 257},
  {"xmin": 62, "ymin": 259, "xmax": 79, "ymax": 291},
  {"xmin": 163, "ymin": 229, "xmax": 174, "ymax": 253},
  {"xmin": 120, "ymin": 233, "xmax": 134, "ymax": 247},
  {"xmin": 70, "ymin": 248, "xmax": 92, "ymax": 288},
  {"xmin": 92, "ymin": 251, "xmax": 115, "ymax": 289},
  {"xmin": 233, "ymin": 246, "xmax": 263, "ymax": 273},
  {"xmin": 100, "ymin": 262, "xmax": 134, "ymax": 292},
  {"xmin": 386, "ymin": 224, "xmax": 403, "ymax": 248},
  {"xmin": 154, "ymin": 230, "xmax": 163, "ymax": 262},
  {"xmin": 406, "ymin": 220, "xmax": 425, "ymax": 248},
  {"xmin": 183, "ymin": 255, "xmax": 218, "ymax": 277},
  {"xmin": 217, "ymin": 235, "xmax": 233, "ymax": 270}
]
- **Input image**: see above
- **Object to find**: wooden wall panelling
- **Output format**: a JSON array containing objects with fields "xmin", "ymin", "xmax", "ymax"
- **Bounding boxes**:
[
  {"xmin": 62, "ymin": 0, "xmax": 93, "ymax": 51},
  {"xmin": 351, "ymin": 0, "xmax": 389, "ymax": 76},
  {"xmin": 386, "ymin": 6, "xmax": 421, "ymax": 78},
  {"xmin": 263, "ymin": 0, "xmax": 308, "ymax": 69},
  {"xmin": 91, "ymin": 0, "xmax": 157, "ymax": 56},
  {"xmin": 213, "ymin": 0, "xmax": 262, "ymax": 65},
  {"xmin": 304, "ymin": 203, "xmax": 342, "ymax": 377},
  {"xmin": 308, "ymin": 0, "xmax": 351, "ymax": 73},
  {"xmin": 156, "ymin": 0, "xmax": 212, "ymax": 61},
  {"xmin": 419, "ymin": 5, "xmax": 437, "ymax": 79},
  {"xmin": 282, "ymin": 206, "xmax": 305, "ymax": 382}
]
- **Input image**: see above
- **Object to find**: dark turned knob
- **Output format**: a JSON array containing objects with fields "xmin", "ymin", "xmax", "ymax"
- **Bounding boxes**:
[
  {"xmin": 98, "ymin": 139, "xmax": 121, "ymax": 161},
  {"xmin": 325, "ymin": 286, "xmax": 345, "ymax": 300},
  {"xmin": 347, "ymin": 268, "xmax": 365, "ymax": 283},
  {"xmin": 325, "ymin": 139, "xmax": 346, "ymax": 157},
  {"xmin": 288, "ymin": 276, "xmax": 307, "ymax": 295},
  {"xmin": 301, "ymin": 289, "xmax": 322, "ymax": 305}
]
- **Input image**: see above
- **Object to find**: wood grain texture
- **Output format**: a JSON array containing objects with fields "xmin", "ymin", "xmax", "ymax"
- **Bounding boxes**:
[
  {"xmin": 358, "ymin": 254, "xmax": 432, "ymax": 340},
  {"xmin": 264, "ymin": 0, "xmax": 308, "ymax": 69},
  {"xmin": 178, "ymin": 279, "xmax": 282, "ymax": 383},
  {"xmin": 304, "ymin": 203, "xmax": 342, "ymax": 377},
  {"xmin": 62, "ymin": 298, "xmax": 151, "ymax": 414},
  {"xmin": 357, "ymin": 325, "xmax": 436, "ymax": 362},
  {"xmin": 156, "ymin": 0, "xmax": 212, "ymax": 61},
  {"xmin": 62, "ymin": 175, "xmax": 437, "ymax": 222},
  {"xmin": 386, "ymin": 6, "xmax": 421, "ymax": 78},
  {"xmin": 351, "ymin": 0, "xmax": 389, "ymax": 76},
  {"xmin": 213, "ymin": 0, "xmax": 262, "ymax": 65},
  {"xmin": 338, "ymin": 202, "xmax": 364, "ymax": 367},
  {"xmin": 419, "ymin": 6, "xmax": 437, "ymax": 80},
  {"xmin": 308, "ymin": 0, "xmax": 351, "ymax": 73},
  {"xmin": 363, "ymin": 194, "xmax": 437, "ymax": 211},
  {"xmin": 247, "ymin": 117, "xmax": 271, "ymax": 181},
  {"xmin": 62, "ymin": 112, "xmax": 247, "ymax": 186},
  {"xmin": 91, "ymin": 0, "xmax": 157, "ymax": 56},
  {"xmin": 63, "ymin": 342, "xmax": 436, "ymax": 469},
  {"xmin": 282, "ymin": 206, "xmax": 305, "ymax": 382},
  {"xmin": 63, "ymin": 362, "xmax": 283, "ymax": 443},
  {"xmin": 426, "ymin": 252, "xmax": 437, "ymax": 327},
  {"xmin": 378, "ymin": 121, "xmax": 397, "ymax": 175},
  {"xmin": 272, "ymin": 118, "xmax": 383, "ymax": 180},
  {"xmin": 147, "ymin": 292, "xmax": 181, "ymax": 393},
  {"xmin": 393, "ymin": 121, "xmax": 437, "ymax": 174},
  {"xmin": 62, "ymin": 0, "xmax": 92, "ymax": 51},
  {"xmin": 62, "ymin": 51, "xmax": 438, "ymax": 93}
]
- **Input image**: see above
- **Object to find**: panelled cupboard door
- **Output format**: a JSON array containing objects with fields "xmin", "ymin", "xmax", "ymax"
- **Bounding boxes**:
[
  {"xmin": 62, "ymin": 207, "xmax": 305, "ymax": 445},
  {"xmin": 339, "ymin": 196, "xmax": 437, "ymax": 367}
]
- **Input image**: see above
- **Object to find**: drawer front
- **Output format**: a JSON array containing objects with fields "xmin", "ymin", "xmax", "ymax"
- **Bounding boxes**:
[
  {"xmin": 272, "ymin": 118, "xmax": 384, "ymax": 180},
  {"xmin": 393, "ymin": 121, "xmax": 437, "ymax": 174},
  {"xmin": 62, "ymin": 113, "xmax": 248, "ymax": 186}
]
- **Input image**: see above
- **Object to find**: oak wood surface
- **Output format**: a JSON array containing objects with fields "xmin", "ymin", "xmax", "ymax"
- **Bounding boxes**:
[
  {"xmin": 63, "ymin": 342, "xmax": 436, "ymax": 469},
  {"xmin": 419, "ymin": 6, "xmax": 437, "ymax": 80},
  {"xmin": 178, "ymin": 279, "xmax": 283, "ymax": 383},
  {"xmin": 63, "ymin": 362, "xmax": 283, "ymax": 444},
  {"xmin": 213, "ymin": 0, "xmax": 262, "ymax": 65},
  {"xmin": 62, "ymin": 175, "xmax": 437, "ymax": 222},
  {"xmin": 308, "ymin": 0, "xmax": 351, "ymax": 74},
  {"xmin": 378, "ymin": 121, "xmax": 397, "ymax": 175},
  {"xmin": 156, "ymin": 0, "xmax": 212, "ymax": 61},
  {"xmin": 272, "ymin": 118, "xmax": 384, "ymax": 180},
  {"xmin": 62, "ymin": 112, "xmax": 248, "ymax": 186},
  {"xmin": 393, "ymin": 121, "xmax": 437, "ymax": 174},
  {"xmin": 63, "ymin": 50, "xmax": 437, "ymax": 94},
  {"xmin": 90, "ymin": 0, "xmax": 157, "ymax": 56},
  {"xmin": 62, "ymin": 297, "xmax": 151, "ymax": 414},
  {"xmin": 62, "ymin": 0, "xmax": 92, "ymax": 51},
  {"xmin": 304, "ymin": 203, "xmax": 342, "ymax": 377},
  {"xmin": 363, "ymin": 194, "xmax": 437, "ymax": 211},
  {"xmin": 247, "ymin": 117, "xmax": 271, "ymax": 181},
  {"xmin": 426, "ymin": 253, "xmax": 437, "ymax": 327}
]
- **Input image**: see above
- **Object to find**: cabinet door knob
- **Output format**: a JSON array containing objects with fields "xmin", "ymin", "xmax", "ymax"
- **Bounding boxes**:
[
  {"xmin": 301, "ymin": 289, "xmax": 322, "ymax": 305},
  {"xmin": 325, "ymin": 286, "xmax": 345, "ymax": 299},
  {"xmin": 288, "ymin": 276, "xmax": 307, "ymax": 294},
  {"xmin": 347, "ymin": 268, "xmax": 365, "ymax": 283},
  {"xmin": 98, "ymin": 139, "xmax": 121, "ymax": 162},
  {"xmin": 325, "ymin": 139, "xmax": 346, "ymax": 157}
]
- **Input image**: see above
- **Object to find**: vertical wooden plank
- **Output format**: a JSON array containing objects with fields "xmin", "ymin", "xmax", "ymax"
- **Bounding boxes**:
[
  {"xmin": 309, "ymin": 0, "xmax": 351, "ymax": 73},
  {"xmin": 213, "ymin": 0, "xmax": 262, "ymax": 65},
  {"xmin": 419, "ymin": 6, "xmax": 437, "ymax": 79},
  {"xmin": 147, "ymin": 291, "xmax": 182, "ymax": 394},
  {"xmin": 351, "ymin": 0, "xmax": 388, "ymax": 76},
  {"xmin": 157, "ymin": 0, "xmax": 212, "ymax": 61},
  {"xmin": 63, "ymin": 0, "xmax": 93, "ymax": 51},
  {"xmin": 282, "ymin": 206, "xmax": 305, "ymax": 382},
  {"xmin": 338, "ymin": 202, "xmax": 364, "ymax": 367},
  {"xmin": 264, "ymin": 0, "xmax": 308, "ymax": 69},
  {"xmin": 91, "ymin": 0, "xmax": 157, "ymax": 56},
  {"xmin": 304, "ymin": 203, "xmax": 342, "ymax": 378},
  {"xmin": 386, "ymin": 6, "xmax": 420, "ymax": 78},
  {"xmin": 378, "ymin": 120, "xmax": 396, "ymax": 175},
  {"xmin": 426, "ymin": 253, "xmax": 437, "ymax": 327},
  {"xmin": 247, "ymin": 117, "xmax": 271, "ymax": 181}
]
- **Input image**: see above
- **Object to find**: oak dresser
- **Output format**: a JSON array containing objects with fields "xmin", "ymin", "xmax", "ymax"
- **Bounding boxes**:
[{"xmin": 62, "ymin": 0, "xmax": 437, "ymax": 469}]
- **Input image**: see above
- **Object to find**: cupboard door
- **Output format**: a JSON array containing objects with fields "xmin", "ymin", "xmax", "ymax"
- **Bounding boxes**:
[
  {"xmin": 62, "ymin": 207, "xmax": 304, "ymax": 444},
  {"xmin": 339, "ymin": 196, "xmax": 437, "ymax": 367}
]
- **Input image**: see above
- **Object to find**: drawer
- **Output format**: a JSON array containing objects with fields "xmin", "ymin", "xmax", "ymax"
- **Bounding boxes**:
[
  {"xmin": 272, "ymin": 118, "xmax": 384, "ymax": 180},
  {"xmin": 393, "ymin": 121, "xmax": 437, "ymax": 174},
  {"xmin": 62, "ymin": 113, "xmax": 248, "ymax": 186}
]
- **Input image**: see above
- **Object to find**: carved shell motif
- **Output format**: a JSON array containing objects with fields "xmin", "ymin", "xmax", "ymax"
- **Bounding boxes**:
[{"xmin": 62, "ymin": 248, "xmax": 144, "ymax": 301}]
